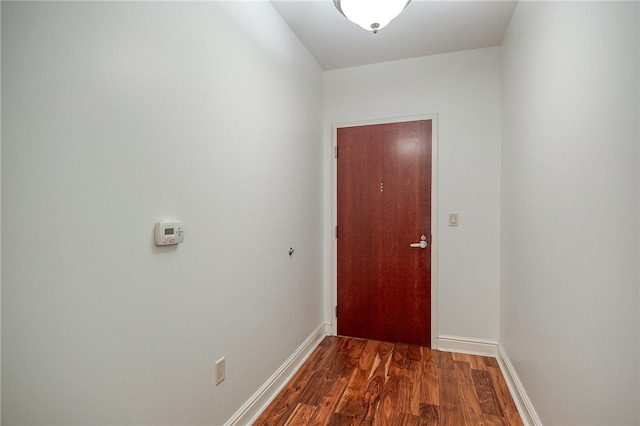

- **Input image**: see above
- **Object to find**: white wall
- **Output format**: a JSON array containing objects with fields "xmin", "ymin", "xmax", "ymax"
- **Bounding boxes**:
[
  {"xmin": 1, "ymin": 2, "xmax": 324, "ymax": 424},
  {"xmin": 324, "ymin": 48, "xmax": 502, "ymax": 344},
  {"xmin": 0, "ymin": 3, "xmax": 3, "ymax": 421},
  {"xmin": 501, "ymin": 2, "xmax": 639, "ymax": 424}
]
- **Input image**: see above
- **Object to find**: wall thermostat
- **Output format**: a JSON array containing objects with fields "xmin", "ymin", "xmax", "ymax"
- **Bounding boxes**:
[{"xmin": 155, "ymin": 221, "xmax": 184, "ymax": 246}]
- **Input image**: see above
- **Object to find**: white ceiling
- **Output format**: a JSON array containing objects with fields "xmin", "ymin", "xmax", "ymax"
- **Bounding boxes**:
[{"xmin": 270, "ymin": 0, "xmax": 517, "ymax": 70}]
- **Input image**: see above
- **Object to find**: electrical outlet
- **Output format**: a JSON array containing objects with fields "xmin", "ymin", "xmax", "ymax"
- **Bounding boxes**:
[{"xmin": 215, "ymin": 357, "xmax": 225, "ymax": 386}]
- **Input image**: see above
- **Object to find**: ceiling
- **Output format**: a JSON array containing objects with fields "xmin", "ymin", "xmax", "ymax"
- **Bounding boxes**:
[{"xmin": 270, "ymin": 0, "xmax": 517, "ymax": 71}]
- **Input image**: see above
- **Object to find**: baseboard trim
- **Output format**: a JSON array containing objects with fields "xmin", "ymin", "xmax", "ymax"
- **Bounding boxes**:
[
  {"xmin": 496, "ymin": 343, "xmax": 542, "ymax": 426},
  {"xmin": 437, "ymin": 334, "xmax": 498, "ymax": 356},
  {"xmin": 224, "ymin": 322, "xmax": 328, "ymax": 426}
]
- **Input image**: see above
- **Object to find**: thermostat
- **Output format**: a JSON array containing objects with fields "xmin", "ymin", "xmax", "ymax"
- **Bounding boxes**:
[{"xmin": 155, "ymin": 221, "xmax": 184, "ymax": 246}]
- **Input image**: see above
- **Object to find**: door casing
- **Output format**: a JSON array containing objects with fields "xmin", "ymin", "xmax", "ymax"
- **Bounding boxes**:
[{"xmin": 330, "ymin": 114, "xmax": 438, "ymax": 349}]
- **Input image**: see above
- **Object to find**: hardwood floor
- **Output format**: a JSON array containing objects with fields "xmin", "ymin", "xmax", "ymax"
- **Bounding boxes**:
[{"xmin": 253, "ymin": 336, "xmax": 523, "ymax": 425}]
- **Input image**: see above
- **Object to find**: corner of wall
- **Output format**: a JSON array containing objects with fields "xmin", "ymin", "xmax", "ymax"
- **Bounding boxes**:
[{"xmin": 496, "ymin": 344, "xmax": 541, "ymax": 426}]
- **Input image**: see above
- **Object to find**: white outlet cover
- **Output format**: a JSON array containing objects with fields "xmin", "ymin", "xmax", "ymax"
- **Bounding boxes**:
[{"xmin": 215, "ymin": 357, "xmax": 225, "ymax": 385}]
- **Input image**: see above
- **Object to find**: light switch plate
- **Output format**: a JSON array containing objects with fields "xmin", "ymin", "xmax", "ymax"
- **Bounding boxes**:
[{"xmin": 449, "ymin": 213, "xmax": 459, "ymax": 227}]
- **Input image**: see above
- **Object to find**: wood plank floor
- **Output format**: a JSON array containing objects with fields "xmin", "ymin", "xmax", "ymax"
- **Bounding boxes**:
[{"xmin": 253, "ymin": 336, "xmax": 523, "ymax": 425}]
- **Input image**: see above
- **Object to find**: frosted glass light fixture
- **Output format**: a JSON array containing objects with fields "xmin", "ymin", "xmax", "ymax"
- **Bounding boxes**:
[{"xmin": 334, "ymin": 0, "xmax": 411, "ymax": 34}]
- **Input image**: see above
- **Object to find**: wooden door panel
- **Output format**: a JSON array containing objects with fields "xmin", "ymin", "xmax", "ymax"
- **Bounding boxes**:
[{"xmin": 337, "ymin": 120, "xmax": 431, "ymax": 347}]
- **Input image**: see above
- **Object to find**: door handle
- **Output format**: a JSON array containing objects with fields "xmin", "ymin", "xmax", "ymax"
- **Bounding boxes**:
[{"xmin": 410, "ymin": 235, "xmax": 428, "ymax": 249}]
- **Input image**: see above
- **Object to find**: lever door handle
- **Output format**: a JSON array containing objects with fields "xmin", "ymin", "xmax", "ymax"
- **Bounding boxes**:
[{"xmin": 410, "ymin": 234, "xmax": 428, "ymax": 249}]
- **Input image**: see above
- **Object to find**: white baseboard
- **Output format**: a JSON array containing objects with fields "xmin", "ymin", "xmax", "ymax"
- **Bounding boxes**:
[
  {"xmin": 496, "ymin": 343, "xmax": 542, "ymax": 426},
  {"xmin": 437, "ymin": 334, "xmax": 499, "ymax": 356},
  {"xmin": 224, "ymin": 323, "xmax": 328, "ymax": 426}
]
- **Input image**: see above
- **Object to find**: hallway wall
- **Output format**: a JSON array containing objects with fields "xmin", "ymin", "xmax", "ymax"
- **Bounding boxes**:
[
  {"xmin": 1, "ymin": 2, "xmax": 324, "ymax": 424},
  {"xmin": 500, "ymin": 2, "xmax": 640, "ymax": 424}
]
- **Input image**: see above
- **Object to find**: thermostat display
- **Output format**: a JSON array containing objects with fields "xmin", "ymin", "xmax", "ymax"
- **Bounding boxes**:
[{"xmin": 155, "ymin": 221, "xmax": 184, "ymax": 246}]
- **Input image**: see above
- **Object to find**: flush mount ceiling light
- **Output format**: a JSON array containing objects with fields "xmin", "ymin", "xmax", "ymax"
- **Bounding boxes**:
[{"xmin": 333, "ymin": 0, "xmax": 411, "ymax": 34}]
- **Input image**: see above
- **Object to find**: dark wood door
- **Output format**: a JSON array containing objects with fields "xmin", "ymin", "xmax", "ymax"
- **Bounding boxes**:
[{"xmin": 337, "ymin": 120, "xmax": 432, "ymax": 347}]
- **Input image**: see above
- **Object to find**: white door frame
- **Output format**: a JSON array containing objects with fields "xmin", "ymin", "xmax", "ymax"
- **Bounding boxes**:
[{"xmin": 330, "ymin": 114, "xmax": 438, "ymax": 349}]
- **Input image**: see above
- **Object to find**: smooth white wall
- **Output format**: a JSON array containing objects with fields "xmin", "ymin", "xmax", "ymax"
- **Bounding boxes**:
[
  {"xmin": 501, "ymin": 2, "xmax": 639, "ymax": 424},
  {"xmin": 324, "ymin": 48, "xmax": 502, "ymax": 343},
  {"xmin": 1, "ymin": 2, "xmax": 324, "ymax": 424},
  {"xmin": 0, "ymin": 3, "xmax": 3, "ymax": 420}
]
